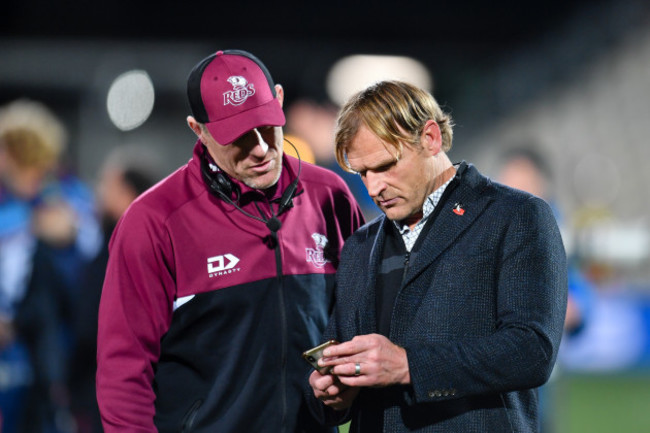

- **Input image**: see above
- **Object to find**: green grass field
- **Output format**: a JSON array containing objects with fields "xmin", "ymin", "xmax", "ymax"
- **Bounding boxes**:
[
  {"xmin": 336, "ymin": 372, "xmax": 650, "ymax": 433},
  {"xmin": 553, "ymin": 373, "xmax": 650, "ymax": 433}
]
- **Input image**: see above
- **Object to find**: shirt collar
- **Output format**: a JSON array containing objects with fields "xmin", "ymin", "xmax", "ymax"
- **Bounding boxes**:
[{"xmin": 393, "ymin": 176, "xmax": 454, "ymax": 235}]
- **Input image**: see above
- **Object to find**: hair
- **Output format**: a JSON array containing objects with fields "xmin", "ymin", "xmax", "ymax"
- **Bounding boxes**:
[
  {"xmin": 0, "ymin": 99, "xmax": 67, "ymax": 170},
  {"xmin": 500, "ymin": 146, "xmax": 553, "ymax": 182},
  {"xmin": 102, "ymin": 143, "xmax": 161, "ymax": 192},
  {"xmin": 334, "ymin": 80, "xmax": 453, "ymax": 172},
  {"xmin": 198, "ymin": 122, "xmax": 209, "ymax": 135}
]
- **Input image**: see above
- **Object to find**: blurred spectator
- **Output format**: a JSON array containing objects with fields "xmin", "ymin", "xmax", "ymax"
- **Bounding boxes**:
[
  {"xmin": 496, "ymin": 147, "xmax": 594, "ymax": 335},
  {"xmin": 0, "ymin": 99, "xmax": 102, "ymax": 433},
  {"xmin": 283, "ymin": 134, "xmax": 316, "ymax": 164},
  {"xmin": 286, "ymin": 99, "xmax": 381, "ymax": 220},
  {"xmin": 496, "ymin": 146, "xmax": 595, "ymax": 432},
  {"xmin": 68, "ymin": 144, "xmax": 160, "ymax": 433}
]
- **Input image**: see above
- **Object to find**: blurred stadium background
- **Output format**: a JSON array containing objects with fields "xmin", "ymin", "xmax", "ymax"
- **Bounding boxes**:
[{"xmin": 2, "ymin": 0, "xmax": 650, "ymax": 431}]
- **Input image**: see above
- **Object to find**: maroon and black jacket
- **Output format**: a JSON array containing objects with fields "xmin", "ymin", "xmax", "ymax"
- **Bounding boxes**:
[{"xmin": 96, "ymin": 141, "xmax": 365, "ymax": 433}]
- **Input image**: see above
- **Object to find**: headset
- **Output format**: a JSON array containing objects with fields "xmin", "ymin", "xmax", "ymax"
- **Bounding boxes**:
[{"xmin": 200, "ymin": 137, "xmax": 301, "ymax": 234}]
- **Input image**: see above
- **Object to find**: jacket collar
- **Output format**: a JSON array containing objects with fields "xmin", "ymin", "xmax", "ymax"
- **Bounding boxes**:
[{"xmin": 364, "ymin": 162, "xmax": 493, "ymax": 306}]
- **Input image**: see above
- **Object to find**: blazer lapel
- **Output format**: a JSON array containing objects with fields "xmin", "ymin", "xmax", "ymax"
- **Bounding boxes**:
[
  {"xmin": 358, "ymin": 218, "xmax": 388, "ymax": 335},
  {"xmin": 402, "ymin": 165, "xmax": 493, "ymax": 288}
]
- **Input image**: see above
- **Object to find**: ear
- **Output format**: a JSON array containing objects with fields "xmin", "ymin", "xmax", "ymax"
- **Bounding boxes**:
[
  {"xmin": 421, "ymin": 120, "xmax": 442, "ymax": 156},
  {"xmin": 274, "ymin": 84, "xmax": 285, "ymax": 108},
  {"xmin": 187, "ymin": 116, "xmax": 203, "ymax": 139}
]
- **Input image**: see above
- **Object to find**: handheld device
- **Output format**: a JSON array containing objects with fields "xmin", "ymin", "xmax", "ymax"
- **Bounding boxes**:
[{"xmin": 302, "ymin": 340, "xmax": 339, "ymax": 374}]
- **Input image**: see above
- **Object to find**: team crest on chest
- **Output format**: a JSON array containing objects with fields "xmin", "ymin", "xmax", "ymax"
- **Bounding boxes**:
[{"xmin": 306, "ymin": 233, "xmax": 330, "ymax": 269}]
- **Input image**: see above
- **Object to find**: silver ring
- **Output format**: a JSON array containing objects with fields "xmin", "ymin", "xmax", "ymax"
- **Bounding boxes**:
[{"xmin": 354, "ymin": 362, "xmax": 361, "ymax": 376}]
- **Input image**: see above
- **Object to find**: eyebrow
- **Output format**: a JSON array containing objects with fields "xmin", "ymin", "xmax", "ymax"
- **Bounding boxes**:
[{"xmin": 351, "ymin": 156, "xmax": 397, "ymax": 175}]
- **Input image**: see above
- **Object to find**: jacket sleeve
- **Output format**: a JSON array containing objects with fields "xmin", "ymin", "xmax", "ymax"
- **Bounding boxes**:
[
  {"xmin": 301, "ymin": 184, "xmax": 366, "ymax": 427},
  {"xmin": 405, "ymin": 196, "xmax": 568, "ymax": 404},
  {"xmin": 96, "ymin": 207, "xmax": 175, "ymax": 432},
  {"xmin": 302, "ymin": 229, "xmax": 371, "ymax": 427}
]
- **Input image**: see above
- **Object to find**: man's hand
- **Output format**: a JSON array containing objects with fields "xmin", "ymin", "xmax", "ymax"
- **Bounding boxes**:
[
  {"xmin": 318, "ymin": 334, "xmax": 410, "ymax": 387},
  {"xmin": 309, "ymin": 369, "xmax": 360, "ymax": 410}
]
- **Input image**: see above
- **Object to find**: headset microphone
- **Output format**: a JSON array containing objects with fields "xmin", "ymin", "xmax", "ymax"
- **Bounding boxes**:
[
  {"xmin": 276, "ymin": 178, "xmax": 297, "ymax": 215},
  {"xmin": 266, "ymin": 216, "xmax": 282, "ymax": 233},
  {"xmin": 276, "ymin": 137, "xmax": 301, "ymax": 216}
]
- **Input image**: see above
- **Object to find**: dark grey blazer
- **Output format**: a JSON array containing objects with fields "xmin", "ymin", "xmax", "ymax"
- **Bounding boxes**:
[{"xmin": 318, "ymin": 162, "xmax": 568, "ymax": 433}]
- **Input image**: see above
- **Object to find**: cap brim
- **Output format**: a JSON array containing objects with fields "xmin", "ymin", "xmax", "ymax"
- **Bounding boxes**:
[{"xmin": 205, "ymin": 98, "xmax": 286, "ymax": 145}]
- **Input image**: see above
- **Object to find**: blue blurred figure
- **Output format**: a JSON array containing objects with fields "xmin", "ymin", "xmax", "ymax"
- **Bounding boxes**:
[
  {"xmin": 496, "ymin": 146, "xmax": 595, "ymax": 432},
  {"xmin": 68, "ymin": 144, "xmax": 159, "ymax": 433},
  {"xmin": 0, "ymin": 99, "xmax": 102, "ymax": 433}
]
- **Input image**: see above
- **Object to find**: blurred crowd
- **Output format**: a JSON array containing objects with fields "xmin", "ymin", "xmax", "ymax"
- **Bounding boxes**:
[{"xmin": 0, "ymin": 99, "xmax": 159, "ymax": 433}]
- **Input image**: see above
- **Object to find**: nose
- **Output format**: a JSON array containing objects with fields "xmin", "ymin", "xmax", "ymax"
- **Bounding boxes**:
[
  {"xmin": 364, "ymin": 171, "xmax": 386, "ymax": 198},
  {"xmin": 250, "ymin": 128, "xmax": 269, "ymax": 155}
]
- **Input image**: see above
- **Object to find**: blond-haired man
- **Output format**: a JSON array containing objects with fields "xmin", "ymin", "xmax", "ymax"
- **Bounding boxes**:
[{"xmin": 308, "ymin": 81, "xmax": 568, "ymax": 432}]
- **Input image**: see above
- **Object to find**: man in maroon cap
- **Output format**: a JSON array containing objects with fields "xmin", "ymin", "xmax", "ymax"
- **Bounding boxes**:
[{"xmin": 96, "ymin": 49, "xmax": 365, "ymax": 433}]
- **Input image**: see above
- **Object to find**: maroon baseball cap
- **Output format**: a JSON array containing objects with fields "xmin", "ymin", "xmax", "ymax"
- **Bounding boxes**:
[{"xmin": 187, "ymin": 49, "xmax": 286, "ymax": 145}]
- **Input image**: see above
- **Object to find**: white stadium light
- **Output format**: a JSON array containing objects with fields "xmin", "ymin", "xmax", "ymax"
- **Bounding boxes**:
[
  {"xmin": 106, "ymin": 69, "xmax": 155, "ymax": 131},
  {"xmin": 326, "ymin": 55, "xmax": 432, "ymax": 107}
]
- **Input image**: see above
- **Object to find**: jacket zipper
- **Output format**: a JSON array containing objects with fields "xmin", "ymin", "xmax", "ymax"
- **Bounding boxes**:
[
  {"xmin": 180, "ymin": 400, "xmax": 202, "ymax": 433},
  {"xmin": 271, "ymin": 228, "xmax": 288, "ymax": 433},
  {"xmin": 259, "ymin": 194, "xmax": 288, "ymax": 432},
  {"xmin": 401, "ymin": 251, "xmax": 411, "ymax": 286},
  {"xmin": 387, "ymin": 251, "xmax": 411, "ymax": 344}
]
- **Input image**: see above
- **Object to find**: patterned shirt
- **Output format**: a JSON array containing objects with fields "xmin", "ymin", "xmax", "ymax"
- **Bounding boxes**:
[{"xmin": 393, "ymin": 177, "xmax": 453, "ymax": 251}]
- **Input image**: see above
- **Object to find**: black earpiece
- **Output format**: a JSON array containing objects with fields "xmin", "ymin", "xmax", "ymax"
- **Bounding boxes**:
[
  {"xmin": 200, "ymin": 152, "xmax": 240, "ymax": 205},
  {"xmin": 200, "ymin": 136, "xmax": 301, "ymax": 233}
]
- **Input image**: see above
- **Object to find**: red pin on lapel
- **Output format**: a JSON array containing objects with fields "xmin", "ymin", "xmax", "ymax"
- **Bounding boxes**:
[{"xmin": 452, "ymin": 203, "xmax": 465, "ymax": 215}]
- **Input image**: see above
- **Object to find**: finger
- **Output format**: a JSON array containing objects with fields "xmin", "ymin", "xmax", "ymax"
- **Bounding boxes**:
[
  {"xmin": 331, "ymin": 361, "xmax": 365, "ymax": 377},
  {"xmin": 322, "ymin": 337, "xmax": 368, "ymax": 357},
  {"xmin": 322, "ymin": 385, "xmax": 360, "ymax": 411},
  {"xmin": 336, "ymin": 374, "xmax": 371, "ymax": 388},
  {"xmin": 321, "ymin": 342, "xmax": 352, "ymax": 358},
  {"xmin": 324, "ymin": 381, "xmax": 349, "ymax": 396},
  {"xmin": 321, "ymin": 395, "xmax": 345, "ymax": 408},
  {"xmin": 313, "ymin": 374, "xmax": 336, "ymax": 390},
  {"xmin": 309, "ymin": 372, "xmax": 335, "ymax": 394},
  {"xmin": 318, "ymin": 355, "xmax": 357, "ymax": 368},
  {"xmin": 323, "ymin": 396, "xmax": 351, "ymax": 411}
]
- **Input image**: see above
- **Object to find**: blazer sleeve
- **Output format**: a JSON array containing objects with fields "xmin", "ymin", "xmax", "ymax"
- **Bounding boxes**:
[{"xmin": 405, "ymin": 196, "xmax": 568, "ymax": 404}]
